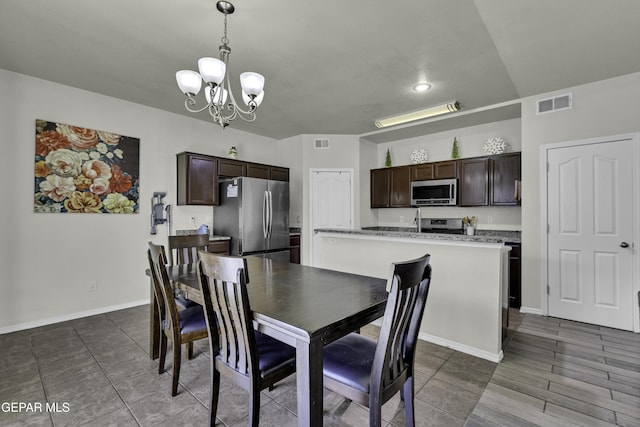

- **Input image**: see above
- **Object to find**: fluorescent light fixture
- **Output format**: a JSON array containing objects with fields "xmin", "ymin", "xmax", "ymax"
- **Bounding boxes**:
[{"xmin": 374, "ymin": 101, "xmax": 461, "ymax": 128}]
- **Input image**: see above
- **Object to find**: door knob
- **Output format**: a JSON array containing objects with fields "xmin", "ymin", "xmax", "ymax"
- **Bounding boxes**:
[{"xmin": 620, "ymin": 242, "xmax": 629, "ymax": 248}]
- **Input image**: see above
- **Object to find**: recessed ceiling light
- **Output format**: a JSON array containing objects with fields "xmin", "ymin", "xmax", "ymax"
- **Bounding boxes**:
[{"xmin": 413, "ymin": 82, "xmax": 432, "ymax": 92}]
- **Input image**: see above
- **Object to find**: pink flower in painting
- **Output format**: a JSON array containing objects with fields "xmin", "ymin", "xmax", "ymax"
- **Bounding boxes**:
[
  {"xmin": 97, "ymin": 131, "xmax": 121, "ymax": 145},
  {"xmin": 39, "ymin": 175, "xmax": 76, "ymax": 202},
  {"xmin": 56, "ymin": 124, "xmax": 98, "ymax": 150},
  {"xmin": 90, "ymin": 178, "xmax": 111, "ymax": 196},
  {"xmin": 82, "ymin": 159, "xmax": 112, "ymax": 180}
]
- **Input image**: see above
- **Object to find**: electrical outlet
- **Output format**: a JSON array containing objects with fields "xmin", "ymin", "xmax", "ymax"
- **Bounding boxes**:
[
  {"xmin": 487, "ymin": 216, "xmax": 493, "ymax": 224},
  {"xmin": 89, "ymin": 280, "xmax": 97, "ymax": 292}
]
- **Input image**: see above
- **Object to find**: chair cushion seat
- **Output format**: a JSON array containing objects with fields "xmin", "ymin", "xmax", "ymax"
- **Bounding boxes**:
[
  {"xmin": 178, "ymin": 305, "xmax": 207, "ymax": 334},
  {"xmin": 255, "ymin": 331, "xmax": 296, "ymax": 378},
  {"xmin": 175, "ymin": 294, "xmax": 198, "ymax": 310},
  {"xmin": 323, "ymin": 333, "xmax": 377, "ymax": 393}
]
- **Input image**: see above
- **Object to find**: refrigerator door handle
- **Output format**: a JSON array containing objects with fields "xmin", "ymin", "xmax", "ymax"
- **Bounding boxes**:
[
  {"xmin": 268, "ymin": 190, "xmax": 273, "ymax": 238},
  {"xmin": 263, "ymin": 190, "xmax": 268, "ymax": 239}
]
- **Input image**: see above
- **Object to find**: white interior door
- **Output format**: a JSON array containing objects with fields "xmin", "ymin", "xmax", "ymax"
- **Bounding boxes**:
[
  {"xmin": 547, "ymin": 138, "xmax": 634, "ymax": 330},
  {"xmin": 311, "ymin": 170, "xmax": 352, "ymax": 230}
]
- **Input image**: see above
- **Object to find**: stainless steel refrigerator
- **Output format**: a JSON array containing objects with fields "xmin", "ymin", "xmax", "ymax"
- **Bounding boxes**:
[{"xmin": 214, "ymin": 177, "xmax": 290, "ymax": 256}]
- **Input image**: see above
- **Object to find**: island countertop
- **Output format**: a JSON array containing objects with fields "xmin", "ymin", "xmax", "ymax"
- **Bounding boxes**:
[{"xmin": 314, "ymin": 227, "xmax": 521, "ymax": 244}]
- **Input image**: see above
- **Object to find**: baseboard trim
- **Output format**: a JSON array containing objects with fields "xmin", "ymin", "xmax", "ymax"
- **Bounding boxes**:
[
  {"xmin": 371, "ymin": 319, "xmax": 503, "ymax": 363},
  {"xmin": 519, "ymin": 306, "xmax": 543, "ymax": 315},
  {"xmin": 0, "ymin": 299, "xmax": 150, "ymax": 335},
  {"xmin": 417, "ymin": 331, "xmax": 503, "ymax": 363}
]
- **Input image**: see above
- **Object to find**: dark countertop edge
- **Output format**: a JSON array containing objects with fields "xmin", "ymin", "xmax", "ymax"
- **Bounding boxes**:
[{"xmin": 314, "ymin": 228, "xmax": 521, "ymax": 244}]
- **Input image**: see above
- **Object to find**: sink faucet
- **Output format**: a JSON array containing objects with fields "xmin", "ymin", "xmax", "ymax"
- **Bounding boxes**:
[{"xmin": 415, "ymin": 207, "xmax": 422, "ymax": 232}]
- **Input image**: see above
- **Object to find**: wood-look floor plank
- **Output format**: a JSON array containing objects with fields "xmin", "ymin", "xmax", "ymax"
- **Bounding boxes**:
[{"xmin": 544, "ymin": 402, "xmax": 618, "ymax": 427}]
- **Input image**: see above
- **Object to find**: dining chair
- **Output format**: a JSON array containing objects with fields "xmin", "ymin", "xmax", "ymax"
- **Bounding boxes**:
[
  {"xmin": 322, "ymin": 253, "xmax": 432, "ymax": 427},
  {"xmin": 197, "ymin": 251, "xmax": 296, "ymax": 427},
  {"xmin": 168, "ymin": 234, "xmax": 210, "ymax": 309},
  {"xmin": 148, "ymin": 242, "xmax": 209, "ymax": 396}
]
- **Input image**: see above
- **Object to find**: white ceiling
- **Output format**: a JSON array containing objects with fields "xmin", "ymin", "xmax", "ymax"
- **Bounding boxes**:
[{"xmin": 1, "ymin": 0, "xmax": 639, "ymax": 142}]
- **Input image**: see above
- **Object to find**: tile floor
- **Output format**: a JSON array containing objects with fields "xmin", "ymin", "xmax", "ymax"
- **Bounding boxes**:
[{"xmin": 0, "ymin": 306, "xmax": 638, "ymax": 426}]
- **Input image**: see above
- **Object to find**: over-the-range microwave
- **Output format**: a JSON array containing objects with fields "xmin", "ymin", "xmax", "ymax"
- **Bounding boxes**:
[{"xmin": 410, "ymin": 178, "xmax": 457, "ymax": 206}]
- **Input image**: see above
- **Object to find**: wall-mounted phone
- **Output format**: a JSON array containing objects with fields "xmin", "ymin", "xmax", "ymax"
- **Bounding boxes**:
[{"xmin": 150, "ymin": 192, "xmax": 171, "ymax": 235}]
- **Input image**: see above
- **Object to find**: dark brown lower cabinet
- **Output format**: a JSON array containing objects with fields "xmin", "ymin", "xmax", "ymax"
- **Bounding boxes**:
[
  {"xmin": 507, "ymin": 242, "xmax": 521, "ymax": 308},
  {"xmin": 290, "ymin": 235, "xmax": 300, "ymax": 264},
  {"xmin": 208, "ymin": 240, "xmax": 230, "ymax": 255}
]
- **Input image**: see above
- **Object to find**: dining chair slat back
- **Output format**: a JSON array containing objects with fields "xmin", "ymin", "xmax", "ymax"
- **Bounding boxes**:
[
  {"xmin": 168, "ymin": 234, "xmax": 209, "ymax": 266},
  {"xmin": 148, "ymin": 242, "xmax": 208, "ymax": 396},
  {"xmin": 197, "ymin": 251, "xmax": 296, "ymax": 427},
  {"xmin": 322, "ymin": 253, "xmax": 432, "ymax": 427}
]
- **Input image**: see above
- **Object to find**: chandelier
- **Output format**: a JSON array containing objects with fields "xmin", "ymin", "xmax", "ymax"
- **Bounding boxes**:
[{"xmin": 175, "ymin": 1, "xmax": 265, "ymax": 128}]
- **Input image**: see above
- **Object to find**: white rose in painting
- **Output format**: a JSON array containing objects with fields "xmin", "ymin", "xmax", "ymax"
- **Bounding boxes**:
[
  {"xmin": 39, "ymin": 174, "xmax": 75, "ymax": 202},
  {"xmin": 97, "ymin": 131, "xmax": 121, "ymax": 145},
  {"xmin": 45, "ymin": 149, "xmax": 83, "ymax": 177}
]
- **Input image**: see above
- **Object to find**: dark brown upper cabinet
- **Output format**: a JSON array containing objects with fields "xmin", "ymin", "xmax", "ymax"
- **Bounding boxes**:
[
  {"xmin": 370, "ymin": 168, "xmax": 390, "ymax": 208},
  {"xmin": 459, "ymin": 157, "xmax": 490, "ymax": 206},
  {"xmin": 459, "ymin": 153, "xmax": 522, "ymax": 207},
  {"xmin": 411, "ymin": 160, "xmax": 457, "ymax": 181},
  {"xmin": 371, "ymin": 166, "xmax": 411, "ymax": 208},
  {"xmin": 177, "ymin": 152, "xmax": 289, "ymax": 206},
  {"xmin": 177, "ymin": 152, "xmax": 218, "ymax": 206},
  {"xmin": 490, "ymin": 152, "xmax": 521, "ymax": 206}
]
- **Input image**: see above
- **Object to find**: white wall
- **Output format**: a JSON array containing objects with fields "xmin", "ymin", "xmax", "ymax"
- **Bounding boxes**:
[
  {"xmin": 519, "ymin": 71, "xmax": 640, "ymax": 313},
  {"xmin": 0, "ymin": 68, "xmax": 282, "ymax": 331}
]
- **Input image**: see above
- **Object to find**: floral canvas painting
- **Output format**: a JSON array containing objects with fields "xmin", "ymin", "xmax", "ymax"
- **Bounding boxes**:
[{"xmin": 34, "ymin": 119, "xmax": 140, "ymax": 213}]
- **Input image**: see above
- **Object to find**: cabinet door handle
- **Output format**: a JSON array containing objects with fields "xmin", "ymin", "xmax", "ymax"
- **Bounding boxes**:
[{"xmin": 620, "ymin": 242, "xmax": 630, "ymax": 248}]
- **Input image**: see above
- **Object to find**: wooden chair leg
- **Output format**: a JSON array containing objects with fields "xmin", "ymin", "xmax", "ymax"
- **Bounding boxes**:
[
  {"xmin": 187, "ymin": 341, "xmax": 194, "ymax": 359},
  {"xmin": 209, "ymin": 367, "xmax": 220, "ymax": 427},
  {"xmin": 403, "ymin": 377, "xmax": 415, "ymax": 427},
  {"xmin": 248, "ymin": 384, "xmax": 260, "ymax": 427},
  {"xmin": 158, "ymin": 334, "xmax": 168, "ymax": 374},
  {"xmin": 172, "ymin": 341, "xmax": 182, "ymax": 396}
]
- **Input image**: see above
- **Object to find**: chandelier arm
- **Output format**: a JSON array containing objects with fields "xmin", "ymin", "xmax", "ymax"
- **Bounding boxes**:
[{"xmin": 184, "ymin": 97, "xmax": 213, "ymax": 114}]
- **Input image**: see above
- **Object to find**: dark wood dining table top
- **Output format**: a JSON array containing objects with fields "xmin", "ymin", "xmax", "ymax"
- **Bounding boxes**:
[{"xmin": 166, "ymin": 254, "xmax": 388, "ymax": 343}]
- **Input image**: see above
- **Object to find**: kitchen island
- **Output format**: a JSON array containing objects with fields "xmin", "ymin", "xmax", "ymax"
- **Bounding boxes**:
[{"xmin": 312, "ymin": 228, "xmax": 516, "ymax": 362}]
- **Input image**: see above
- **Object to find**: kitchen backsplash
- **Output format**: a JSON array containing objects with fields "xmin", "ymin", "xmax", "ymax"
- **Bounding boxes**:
[{"xmin": 374, "ymin": 206, "xmax": 522, "ymax": 231}]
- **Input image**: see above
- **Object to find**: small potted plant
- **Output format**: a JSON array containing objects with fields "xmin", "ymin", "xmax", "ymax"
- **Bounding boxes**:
[{"xmin": 462, "ymin": 216, "xmax": 477, "ymax": 235}]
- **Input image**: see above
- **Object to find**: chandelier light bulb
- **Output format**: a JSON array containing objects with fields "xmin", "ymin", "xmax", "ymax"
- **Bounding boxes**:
[
  {"xmin": 240, "ymin": 72, "xmax": 265, "ymax": 96},
  {"xmin": 176, "ymin": 70, "xmax": 203, "ymax": 96},
  {"xmin": 198, "ymin": 57, "xmax": 226, "ymax": 84},
  {"xmin": 205, "ymin": 86, "xmax": 229, "ymax": 105}
]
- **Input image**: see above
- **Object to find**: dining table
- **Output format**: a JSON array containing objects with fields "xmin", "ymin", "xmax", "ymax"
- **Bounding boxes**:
[{"xmin": 148, "ymin": 252, "xmax": 388, "ymax": 427}]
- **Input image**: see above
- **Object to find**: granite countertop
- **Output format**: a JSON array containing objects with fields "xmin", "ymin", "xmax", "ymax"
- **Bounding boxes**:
[{"xmin": 315, "ymin": 227, "xmax": 521, "ymax": 244}]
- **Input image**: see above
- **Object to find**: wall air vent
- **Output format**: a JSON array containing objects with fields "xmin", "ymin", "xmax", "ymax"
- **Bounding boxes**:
[
  {"xmin": 537, "ymin": 93, "xmax": 572, "ymax": 114},
  {"xmin": 314, "ymin": 138, "xmax": 329, "ymax": 149}
]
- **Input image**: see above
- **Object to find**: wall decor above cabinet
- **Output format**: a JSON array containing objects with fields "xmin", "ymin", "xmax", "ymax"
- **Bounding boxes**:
[{"xmin": 177, "ymin": 152, "xmax": 289, "ymax": 206}]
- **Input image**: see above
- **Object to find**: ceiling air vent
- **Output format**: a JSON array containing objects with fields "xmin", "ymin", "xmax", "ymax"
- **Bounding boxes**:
[
  {"xmin": 537, "ymin": 93, "xmax": 572, "ymax": 114},
  {"xmin": 314, "ymin": 138, "xmax": 329, "ymax": 149}
]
